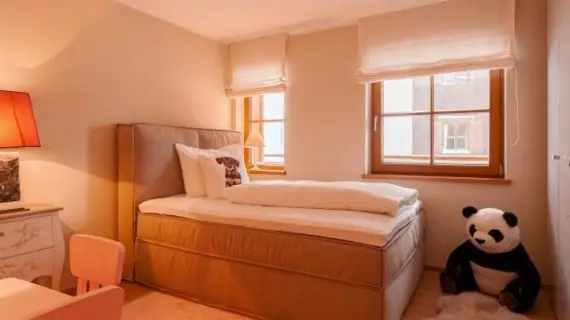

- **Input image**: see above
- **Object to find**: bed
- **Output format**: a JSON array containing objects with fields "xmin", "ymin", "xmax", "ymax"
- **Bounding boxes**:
[{"xmin": 117, "ymin": 123, "xmax": 426, "ymax": 320}]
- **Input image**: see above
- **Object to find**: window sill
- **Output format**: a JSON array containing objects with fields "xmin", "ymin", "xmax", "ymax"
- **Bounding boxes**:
[
  {"xmin": 247, "ymin": 169, "xmax": 287, "ymax": 176},
  {"xmin": 361, "ymin": 174, "xmax": 511, "ymax": 185}
]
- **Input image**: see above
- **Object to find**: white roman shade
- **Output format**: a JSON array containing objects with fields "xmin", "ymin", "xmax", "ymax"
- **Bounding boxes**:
[
  {"xmin": 226, "ymin": 34, "xmax": 288, "ymax": 98},
  {"xmin": 357, "ymin": 0, "xmax": 516, "ymax": 82}
]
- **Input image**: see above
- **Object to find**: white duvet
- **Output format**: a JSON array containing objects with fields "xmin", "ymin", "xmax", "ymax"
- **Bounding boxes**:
[{"xmin": 222, "ymin": 180, "xmax": 418, "ymax": 216}]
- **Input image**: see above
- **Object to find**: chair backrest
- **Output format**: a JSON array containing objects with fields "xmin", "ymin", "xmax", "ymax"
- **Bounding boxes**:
[
  {"xmin": 70, "ymin": 234, "xmax": 125, "ymax": 294},
  {"xmin": 30, "ymin": 286, "xmax": 124, "ymax": 320}
]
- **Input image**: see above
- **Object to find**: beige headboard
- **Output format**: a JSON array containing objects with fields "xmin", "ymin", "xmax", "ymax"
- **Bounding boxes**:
[{"xmin": 117, "ymin": 123, "xmax": 241, "ymax": 280}]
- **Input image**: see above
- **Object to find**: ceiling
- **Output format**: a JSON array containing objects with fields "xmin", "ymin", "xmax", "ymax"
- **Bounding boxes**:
[{"xmin": 118, "ymin": 0, "xmax": 451, "ymax": 43}]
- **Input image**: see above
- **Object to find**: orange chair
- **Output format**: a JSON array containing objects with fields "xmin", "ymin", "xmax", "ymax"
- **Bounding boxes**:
[
  {"xmin": 0, "ymin": 234, "xmax": 126, "ymax": 319},
  {"xmin": 69, "ymin": 234, "xmax": 125, "ymax": 294},
  {"xmin": 30, "ymin": 286, "xmax": 124, "ymax": 320}
]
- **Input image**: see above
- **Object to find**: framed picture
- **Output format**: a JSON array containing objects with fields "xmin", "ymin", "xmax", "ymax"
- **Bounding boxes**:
[{"xmin": 0, "ymin": 153, "xmax": 20, "ymax": 203}]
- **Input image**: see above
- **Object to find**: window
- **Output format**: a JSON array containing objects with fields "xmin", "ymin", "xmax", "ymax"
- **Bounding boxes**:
[
  {"xmin": 442, "ymin": 123, "xmax": 468, "ymax": 153},
  {"xmin": 370, "ymin": 69, "xmax": 504, "ymax": 177},
  {"xmin": 244, "ymin": 93, "xmax": 285, "ymax": 170}
]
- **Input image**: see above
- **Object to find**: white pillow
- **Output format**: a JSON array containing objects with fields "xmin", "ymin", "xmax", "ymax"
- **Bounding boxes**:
[
  {"xmin": 175, "ymin": 143, "xmax": 208, "ymax": 197},
  {"xmin": 199, "ymin": 145, "xmax": 249, "ymax": 199},
  {"xmin": 176, "ymin": 143, "xmax": 249, "ymax": 198}
]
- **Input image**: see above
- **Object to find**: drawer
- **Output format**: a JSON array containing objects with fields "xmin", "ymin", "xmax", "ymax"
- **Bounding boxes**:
[
  {"xmin": 0, "ymin": 216, "xmax": 53, "ymax": 259},
  {"xmin": 0, "ymin": 248, "xmax": 55, "ymax": 282}
]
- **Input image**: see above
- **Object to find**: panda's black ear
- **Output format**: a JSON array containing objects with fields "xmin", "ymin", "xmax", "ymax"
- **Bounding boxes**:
[
  {"xmin": 462, "ymin": 206, "xmax": 478, "ymax": 218},
  {"xmin": 503, "ymin": 212, "xmax": 518, "ymax": 228}
]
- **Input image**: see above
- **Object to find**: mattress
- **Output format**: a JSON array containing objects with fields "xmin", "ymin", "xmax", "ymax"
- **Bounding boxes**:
[
  {"xmin": 134, "ymin": 210, "xmax": 425, "ymax": 319},
  {"xmin": 135, "ymin": 197, "xmax": 425, "ymax": 319},
  {"xmin": 136, "ymin": 197, "xmax": 424, "ymax": 289},
  {"xmin": 139, "ymin": 195, "xmax": 422, "ymax": 247}
]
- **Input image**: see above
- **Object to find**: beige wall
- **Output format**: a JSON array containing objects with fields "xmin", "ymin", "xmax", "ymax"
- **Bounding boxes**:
[
  {"xmin": 0, "ymin": 1, "xmax": 230, "ymax": 288},
  {"xmin": 255, "ymin": 0, "xmax": 550, "ymax": 282}
]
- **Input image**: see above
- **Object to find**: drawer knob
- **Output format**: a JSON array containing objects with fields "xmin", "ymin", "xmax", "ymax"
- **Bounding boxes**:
[{"xmin": 0, "ymin": 232, "xmax": 4, "ymax": 237}]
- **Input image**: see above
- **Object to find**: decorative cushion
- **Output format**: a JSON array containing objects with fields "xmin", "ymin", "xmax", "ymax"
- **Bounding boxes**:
[
  {"xmin": 176, "ymin": 143, "xmax": 249, "ymax": 198},
  {"xmin": 199, "ymin": 146, "xmax": 248, "ymax": 199}
]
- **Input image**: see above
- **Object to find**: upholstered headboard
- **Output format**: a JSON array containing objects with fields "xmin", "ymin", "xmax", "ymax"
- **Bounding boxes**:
[{"xmin": 117, "ymin": 123, "xmax": 241, "ymax": 280}]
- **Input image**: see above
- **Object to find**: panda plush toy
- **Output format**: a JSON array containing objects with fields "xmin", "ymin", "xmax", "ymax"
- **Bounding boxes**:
[{"xmin": 440, "ymin": 206, "xmax": 541, "ymax": 313}]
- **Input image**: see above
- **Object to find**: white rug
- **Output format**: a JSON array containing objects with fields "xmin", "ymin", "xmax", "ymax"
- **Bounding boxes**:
[{"xmin": 424, "ymin": 292, "xmax": 530, "ymax": 320}]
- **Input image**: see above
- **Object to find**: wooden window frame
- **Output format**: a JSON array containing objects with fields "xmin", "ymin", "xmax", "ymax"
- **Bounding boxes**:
[
  {"xmin": 244, "ymin": 96, "xmax": 285, "ymax": 171},
  {"xmin": 370, "ymin": 69, "xmax": 504, "ymax": 178}
]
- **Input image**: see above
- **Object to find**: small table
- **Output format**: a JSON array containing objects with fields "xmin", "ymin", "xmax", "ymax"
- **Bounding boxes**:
[
  {"xmin": 0, "ymin": 277, "xmax": 72, "ymax": 319},
  {"xmin": 0, "ymin": 204, "xmax": 65, "ymax": 290}
]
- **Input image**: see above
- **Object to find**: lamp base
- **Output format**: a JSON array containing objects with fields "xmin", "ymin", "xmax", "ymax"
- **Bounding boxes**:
[
  {"xmin": 0, "ymin": 207, "xmax": 29, "ymax": 215},
  {"xmin": 0, "ymin": 152, "xmax": 21, "ymax": 207}
]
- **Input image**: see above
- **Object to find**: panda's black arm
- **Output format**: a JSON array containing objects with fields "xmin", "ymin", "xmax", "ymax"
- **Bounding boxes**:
[
  {"xmin": 513, "ymin": 245, "xmax": 542, "ymax": 297},
  {"xmin": 444, "ymin": 240, "xmax": 474, "ymax": 272}
]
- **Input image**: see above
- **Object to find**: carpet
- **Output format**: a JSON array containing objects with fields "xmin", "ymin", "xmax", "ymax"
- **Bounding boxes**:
[{"xmin": 424, "ymin": 292, "xmax": 531, "ymax": 320}]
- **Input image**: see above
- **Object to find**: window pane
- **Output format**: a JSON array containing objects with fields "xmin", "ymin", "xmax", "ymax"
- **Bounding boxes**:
[
  {"xmin": 457, "ymin": 124, "xmax": 467, "ymax": 136},
  {"xmin": 262, "ymin": 93, "xmax": 285, "ymax": 120},
  {"xmin": 446, "ymin": 138, "xmax": 455, "ymax": 149},
  {"xmin": 382, "ymin": 115, "xmax": 430, "ymax": 164},
  {"xmin": 434, "ymin": 69, "xmax": 490, "ymax": 111},
  {"xmin": 249, "ymin": 122, "xmax": 262, "ymax": 136},
  {"xmin": 262, "ymin": 121, "xmax": 284, "ymax": 160},
  {"xmin": 382, "ymin": 76, "xmax": 430, "ymax": 114},
  {"xmin": 447, "ymin": 124, "xmax": 455, "ymax": 136},
  {"xmin": 457, "ymin": 137, "xmax": 467, "ymax": 149},
  {"xmin": 434, "ymin": 113, "xmax": 489, "ymax": 165},
  {"xmin": 250, "ymin": 96, "xmax": 263, "ymax": 121}
]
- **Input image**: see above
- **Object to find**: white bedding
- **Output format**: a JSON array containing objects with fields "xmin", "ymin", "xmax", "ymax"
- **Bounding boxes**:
[
  {"xmin": 138, "ymin": 195, "xmax": 422, "ymax": 247},
  {"xmin": 223, "ymin": 180, "xmax": 418, "ymax": 217}
]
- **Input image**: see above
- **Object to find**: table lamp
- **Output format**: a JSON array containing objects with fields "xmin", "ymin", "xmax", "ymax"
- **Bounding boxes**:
[
  {"xmin": 0, "ymin": 90, "xmax": 41, "ymax": 214},
  {"xmin": 245, "ymin": 131, "xmax": 265, "ymax": 170}
]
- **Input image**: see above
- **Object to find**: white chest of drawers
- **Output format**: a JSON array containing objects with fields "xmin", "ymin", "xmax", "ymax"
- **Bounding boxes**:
[{"xmin": 0, "ymin": 204, "xmax": 65, "ymax": 290}]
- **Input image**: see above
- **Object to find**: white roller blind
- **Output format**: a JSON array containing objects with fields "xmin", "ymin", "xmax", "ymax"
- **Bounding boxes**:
[
  {"xmin": 226, "ymin": 34, "xmax": 288, "ymax": 97},
  {"xmin": 357, "ymin": 0, "xmax": 516, "ymax": 82}
]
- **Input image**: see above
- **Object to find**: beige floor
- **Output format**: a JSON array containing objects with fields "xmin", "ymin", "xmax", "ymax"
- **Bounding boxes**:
[{"xmin": 121, "ymin": 271, "xmax": 556, "ymax": 320}]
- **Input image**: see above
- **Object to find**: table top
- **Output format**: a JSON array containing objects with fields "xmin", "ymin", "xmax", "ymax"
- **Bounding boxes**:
[
  {"xmin": 0, "ymin": 204, "xmax": 63, "ymax": 221},
  {"xmin": 0, "ymin": 277, "xmax": 71, "ymax": 318}
]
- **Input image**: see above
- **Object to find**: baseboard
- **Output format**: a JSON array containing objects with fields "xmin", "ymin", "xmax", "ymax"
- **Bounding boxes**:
[
  {"xmin": 424, "ymin": 266, "xmax": 442, "ymax": 272},
  {"xmin": 63, "ymin": 287, "xmax": 76, "ymax": 295},
  {"xmin": 541, "ymin": 284, "xmax": 555, "ymax": 292}
]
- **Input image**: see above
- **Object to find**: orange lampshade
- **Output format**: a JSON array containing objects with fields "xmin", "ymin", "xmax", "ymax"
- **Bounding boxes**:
[{"xmin": 0, "ymin": 91, "xmax": 40, "ymax": 148}]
